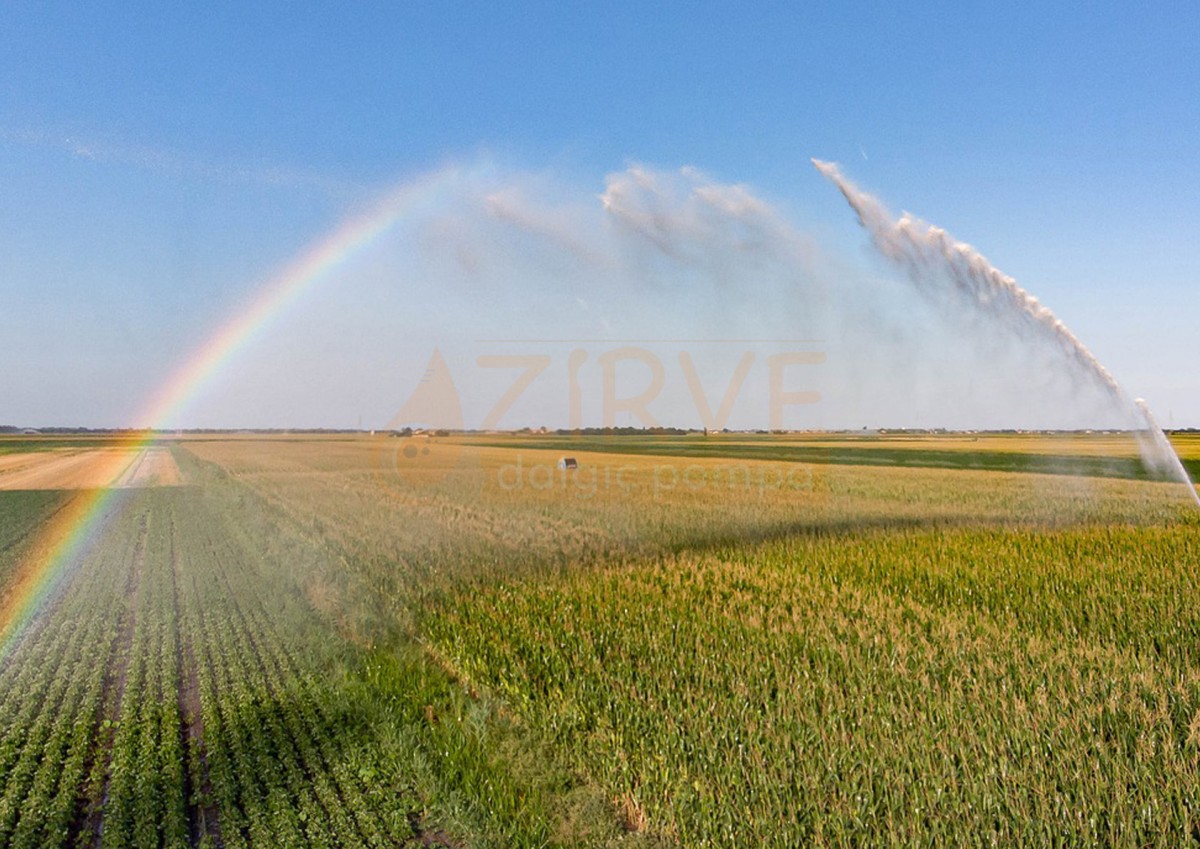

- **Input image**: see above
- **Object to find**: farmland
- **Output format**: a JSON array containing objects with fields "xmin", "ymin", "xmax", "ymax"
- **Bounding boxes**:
[{"xmin": 1, "ymin": 432, "xmax": 1199, "ymax": 846}]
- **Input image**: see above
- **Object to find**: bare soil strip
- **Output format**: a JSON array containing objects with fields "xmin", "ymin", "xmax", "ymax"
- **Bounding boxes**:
[
  {"xmin": 0, "ymin": 448, "xmax": 183, "ymax": 491},
  {"xmin": 0, "ymin": 451, "xmax": 116, "ymax": 490},
  {"xmin": 0, "ymin": 451, "xmax": 68, "ymax": 475},
  {"xmin": 112, "ymin": 448, "xmax": 184, "ymax": 489}
]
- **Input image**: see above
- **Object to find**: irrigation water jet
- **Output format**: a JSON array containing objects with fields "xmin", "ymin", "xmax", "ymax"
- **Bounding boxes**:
[
  {"xmin": 1134, "ymin": 398, "xmax": 1200, "ymax": 506},
  {"xmin": 813, "ymin": 158, "xmax": 1200, "ymax": 506}
]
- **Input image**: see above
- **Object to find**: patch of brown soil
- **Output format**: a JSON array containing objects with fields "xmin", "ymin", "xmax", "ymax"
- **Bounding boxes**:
[{"xmin": 0, "ymin": 448, "xmax": 183, "ymax": 490}]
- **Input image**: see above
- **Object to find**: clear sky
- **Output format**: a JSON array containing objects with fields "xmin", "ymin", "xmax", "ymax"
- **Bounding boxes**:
[{"xmin": 3, "ymin": 2, "xmax": 1199, "ymax": 429}]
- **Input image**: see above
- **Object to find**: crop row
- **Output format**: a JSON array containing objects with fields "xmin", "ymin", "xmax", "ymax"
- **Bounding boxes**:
[
  {"xmin": 0, "ymin": 493, "xmax": 143, "ymax": 848},
  {"xmin": 168, "ymin": 476, "xmax": 423, "ymax": 847},
  {"xmin": 98, "ymin": 503, "xmax": 189, "ymax": 848},
  {"xmin": 1, "ymin": 466, "xmax": 437, "ymax": 848}
]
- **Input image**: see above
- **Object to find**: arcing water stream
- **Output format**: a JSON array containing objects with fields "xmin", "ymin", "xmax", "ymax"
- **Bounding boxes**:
[{"xmin": 813, "ymin": 159, "xmax": 1199, "ymax": 506}]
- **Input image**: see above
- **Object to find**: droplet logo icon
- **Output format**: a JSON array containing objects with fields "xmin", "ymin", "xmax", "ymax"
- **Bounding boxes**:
[{"xmin": 372, "ymin": 349, "xmax": 466, "ymax": 494}]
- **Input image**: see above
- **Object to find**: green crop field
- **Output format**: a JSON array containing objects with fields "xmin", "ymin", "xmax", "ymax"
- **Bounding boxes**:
[{"xmin": 1, "ymin": 433, "xmax": 1198, "ymax": 846}]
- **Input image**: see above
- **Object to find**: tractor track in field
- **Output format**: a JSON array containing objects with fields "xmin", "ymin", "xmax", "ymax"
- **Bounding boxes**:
[
  {"xmin": 169, "ymin": 511, "xmax": 222, "ymax": 849},
  {"xmin": 67, "ymin": 510, "xmax": 148, "ymax": 849}
]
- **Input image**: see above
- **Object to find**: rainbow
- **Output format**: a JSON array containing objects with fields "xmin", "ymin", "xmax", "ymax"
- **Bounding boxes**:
[{"xmin": 0, "ymin": 164, "xmax": 474, "ymax": 660}]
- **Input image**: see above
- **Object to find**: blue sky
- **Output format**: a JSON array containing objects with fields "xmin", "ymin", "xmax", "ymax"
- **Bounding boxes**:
[{"xmin": 3, "ymin": 2, "xmax": 1199, "ymax": 428}]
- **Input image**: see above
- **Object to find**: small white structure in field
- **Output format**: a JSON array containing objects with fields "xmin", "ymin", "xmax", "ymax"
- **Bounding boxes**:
[{"xmin": 558, "ymin": 457, "xmax": 578, "ymax": 470}]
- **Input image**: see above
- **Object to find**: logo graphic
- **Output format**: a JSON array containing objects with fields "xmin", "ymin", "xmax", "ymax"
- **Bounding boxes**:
[
  {"xmin": 373, "ymin": 341, "xmax": 827, "ymax": 502},
  {"xmin": 371, "ymin": 349, "xmax": 466, "ymax": 494}
]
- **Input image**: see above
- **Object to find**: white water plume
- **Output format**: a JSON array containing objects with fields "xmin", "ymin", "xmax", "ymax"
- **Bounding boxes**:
[
  {"xmin": 190, "ymin": 156, "xmax": 1194, "ymax": 479},
  {"xmin": 813, "ymin": 158, "xmax": 1199, "ymax": 505},
  {"xmin": 207, "ymin": 163, "xmax": 835, "ymax": 430}
]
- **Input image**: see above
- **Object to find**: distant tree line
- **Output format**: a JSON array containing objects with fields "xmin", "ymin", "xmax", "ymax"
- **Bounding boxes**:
[{"xmin": 553, "ymin": 427, "xmax": 695, "ymax": 436}]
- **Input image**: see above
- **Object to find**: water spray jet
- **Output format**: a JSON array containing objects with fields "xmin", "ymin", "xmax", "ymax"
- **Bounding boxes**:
[
  {"xmin": 1134, "ymin": 398, "xmax": 1200, "ymax": 506},
  {"xmin": 813, "ymin": 158, "xmax": 1200, "ymax": 506}
]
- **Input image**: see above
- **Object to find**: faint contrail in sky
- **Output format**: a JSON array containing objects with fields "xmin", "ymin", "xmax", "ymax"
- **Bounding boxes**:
[
  {"xmin": 0, "ymin": 124, "xmax": 360, "ymax": 196},
  {"xmin": 813, "ymin": 157, "xmax": 1199, "ymax": 505}
]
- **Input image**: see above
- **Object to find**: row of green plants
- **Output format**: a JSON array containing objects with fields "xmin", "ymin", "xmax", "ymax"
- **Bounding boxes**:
[
  {"xmin": 0, "ymin": 493, "xmax": 141, "ymax": 848},
  {"xmin": 1, "ymin": 465, "xmax": 496, "ymax": 847},
  {"xmin": 172, "ymin": 483, "xmax": 416, "ymax": 848},
  {"xmin": 99, "ymin": 504, "xmax": 190, "ymax": 848}
]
